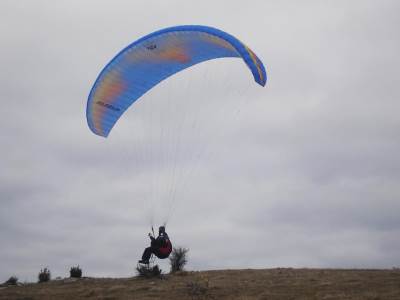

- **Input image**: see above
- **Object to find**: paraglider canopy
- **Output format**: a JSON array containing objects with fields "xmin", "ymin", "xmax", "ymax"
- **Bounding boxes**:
[{"xmin": 86, "ymin": 25, "xmax": 266, "ymax": 138}]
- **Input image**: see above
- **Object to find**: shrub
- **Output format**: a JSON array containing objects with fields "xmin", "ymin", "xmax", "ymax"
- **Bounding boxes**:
[
  {"xmin": 38, "ymin": 267, "xmax": 51, "ymax": 283},
  {"xmin": 136, "ymin": 264, "xmax": 163, "ymax": 278},
  {"xmin": 5, "ymin": 276, "xmax": 18, "ymax": 285},
  {"xmin": 186, "ymin": 277, "xmax": 212, "ymax": 299},
  {"xmin": 169, "ymin": 247, "xmax": 189, "ymax": 273},
  {"xmin": 70, "ymin": 265, "xmax": 82, "ymax": 278}
]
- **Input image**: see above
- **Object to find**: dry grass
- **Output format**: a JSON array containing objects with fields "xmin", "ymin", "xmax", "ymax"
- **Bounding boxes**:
[{"xmin": 1, "ymin": 268, "xmax": 399, "ymax": 300}]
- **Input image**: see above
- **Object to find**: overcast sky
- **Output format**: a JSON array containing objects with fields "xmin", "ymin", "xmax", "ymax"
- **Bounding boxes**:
[{"xmin": 1, "ymin": 0, "xmax": 400, "ymax": 282}]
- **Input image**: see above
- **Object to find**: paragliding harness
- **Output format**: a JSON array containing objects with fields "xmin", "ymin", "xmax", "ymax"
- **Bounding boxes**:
[
  {"xmin": 151, "ymin": 226, "xmax": 172, "ymax": 259},
  {"xmin": 139, "ymin": 226, "xmax": 172, "ymax": 267},
  {"xmin": 153, "ymin": 237, "xmax": 172, "ymax": 259}
]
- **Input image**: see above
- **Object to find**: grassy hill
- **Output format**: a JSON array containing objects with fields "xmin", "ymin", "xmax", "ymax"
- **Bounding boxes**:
[{"xmin": 1, "ymin": 268, "xmax": 399, "ymax": 300}]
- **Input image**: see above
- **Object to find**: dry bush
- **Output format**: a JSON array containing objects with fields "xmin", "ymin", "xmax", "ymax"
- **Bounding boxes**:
[
  {"xmin": 70, "ymin": 265, "xmax": 82, "ymax": 278},
  {"xmin": 186, "ymin": 277, "xmax": 214, "ymax": 300},
  {"xmin": 136, "ymin": 264, "xmax": 163, "ymax": 278},
  {"xmin": 169, "ymin": 247, "xmax": 189, "ymax": 273},
  {"xmin": 38, "ymin": 267, "xmax": 51, "ymax": 283},
  {"xmin": 5, "ymin": 276, "xmax": 18, "ymax": 285}
]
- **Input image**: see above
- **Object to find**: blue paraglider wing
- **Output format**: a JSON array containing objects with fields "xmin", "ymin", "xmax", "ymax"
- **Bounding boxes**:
[{"xmin": 87, "ymin": 25, "xmax": 266, "ymax": 137}]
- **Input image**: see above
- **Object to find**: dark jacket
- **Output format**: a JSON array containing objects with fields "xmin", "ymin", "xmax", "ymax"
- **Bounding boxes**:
[{"xmin": 151, "ymin": 232, "xmax": 172, "ymax": 258}]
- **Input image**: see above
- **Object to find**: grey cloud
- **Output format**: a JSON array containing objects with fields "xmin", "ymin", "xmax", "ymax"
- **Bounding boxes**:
[{"xmin": 1, "ymin": 0, "xmax": 400, "ymax": 282}]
